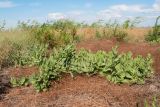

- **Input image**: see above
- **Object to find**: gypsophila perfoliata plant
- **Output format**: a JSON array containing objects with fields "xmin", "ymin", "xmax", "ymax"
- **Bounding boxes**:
[
  {"xmin": 10, "ymin": 77, "xmax": 29, "ymax": 87},
  {"xmin": 11, "ymin": 43, "xmax": 48, "ymax": 67},
  {"xmin": 10, "ymin": 44, "xmax": 153, "ymax": 92}
]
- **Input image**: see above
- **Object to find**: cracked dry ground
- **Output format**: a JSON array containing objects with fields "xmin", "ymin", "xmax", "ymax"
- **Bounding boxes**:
[{"xmin": 1, "ymin": 39, "xmax": 160, "ymax": 107}]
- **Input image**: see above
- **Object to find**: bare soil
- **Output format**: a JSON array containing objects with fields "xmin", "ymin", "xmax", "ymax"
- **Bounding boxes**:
[{"xmin": 0, "ymin": 39, "xmax": 160, "ymax": 107}]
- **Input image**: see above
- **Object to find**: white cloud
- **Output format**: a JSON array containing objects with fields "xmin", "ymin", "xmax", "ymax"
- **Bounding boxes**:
[
  {"xmin": 0, "ymin": 1, "xmax": 16, "ymax": 8},
  {"xmin": 109, "ymin": 3, "xmax": 160, "ymax": 13},
  {"xmin": 97, "ymin": 9, "xmax": 122, "ymax": 19},
  {"xmin": 48, "ymin": 11, "xmax": 85, "ymax": 21},
  {"xmin": 110, "ymin": 4, "xmax": 145, "ymax": 12},
  {"xmin": 48, "ymin": 13, "xmax": 66, "ymax": 20},
  {"xmin": 85, "ymin": 3, "xmax": 92, "ymax": 8},
  {"xmin": 153, "ymin": 0, "xmax": 160, "ymax": 11},
  {"xmin": 97, "ymin": 4, "xmax": 142, "ymax": 20},
  {"xmin": 67, "ymin": 11, "xmax": 84, "ymax": 16},
  {"xmin": 97, "ymin": 1, "xmax": 160, "ymax": 20},
  {"xmin": 153, "ymin": 4, "xmax": 160, "ymax": 10}
]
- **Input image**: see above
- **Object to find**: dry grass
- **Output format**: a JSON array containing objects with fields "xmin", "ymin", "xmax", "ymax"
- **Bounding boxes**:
[
  {"xmin": 77, "ymin": 27, "xmax": 151, "ymax": 42},
  {"xmin": 0, "ymin": 30, "xmax": 32, "ymax": 70},
  {"xmin": 0, "ymin": 30, "xmax": 31, "ymax": 42},
  {"xmin": 125, "ymin": 28, "xmax": 151, "ymax": 42},
  {"xmin": 0, "ymin": 27, "xmax": 151, "ymax": 45},
  {"xmin": 77, "ymin": 28, "xmax": 97, "ymax": 40}
]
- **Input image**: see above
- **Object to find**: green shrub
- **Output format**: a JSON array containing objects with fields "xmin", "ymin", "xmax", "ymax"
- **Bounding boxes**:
[
  {"xmin": 59, "ymin": 33, "xmax": 73, "ymax": 45},
  {"xmin": 145, "ymin": 16, "xmax": 160, "ymax": 43},
  {"xmin": 33, "ymin": 24, "xmax": 58, "ymax": 48},
  {"xmin": 30, "ymin": 45, "xmax": 76, "ymax": 91},
  {"xmin": 10, "ymin": 77, "xmax": 29, "ymax": 87},
  {"xmin": 0, "ymin": 29, "xmax": 37, "ymax": 69},
  {"xmin": 74, "ymin": 35, "xmax": 83, "ymax": 43},
  {"xmin": 99, "ymin": 47, "xmax": 153, "ymax": 84},
  {"xmin": 114, "ymin": 30, "xmax": 128, "ymax": 41},
  {"xmin": 10, "ymin": 45, "xmax": 153, "ymax": 92},
  {"xmin": 70, "ymin": 49, "xmax": 97, "ymax": 75},
  {"xmin": 12, "ymin": 43, "xmax": 48, "ymax": 67},
  {"xmin": 95, "ymin": 30, "xmax": 102, "ymax": 39},
  {"xmin": 103, "ymin": 20, "xmax": 130, "ymax": 41}
]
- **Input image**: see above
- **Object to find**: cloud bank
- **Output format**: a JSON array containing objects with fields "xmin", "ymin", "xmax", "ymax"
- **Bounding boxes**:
[{"xmin": 0, "ymin": 1, "xmax": 17, "ymax": 8}]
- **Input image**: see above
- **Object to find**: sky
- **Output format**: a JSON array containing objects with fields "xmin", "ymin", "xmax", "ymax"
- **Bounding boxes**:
[{"xmin": 0, "ymin": 0, "xmax": 160, "ymax": 27}]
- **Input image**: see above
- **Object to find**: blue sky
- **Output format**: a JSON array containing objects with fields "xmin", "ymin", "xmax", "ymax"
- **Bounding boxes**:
[{"xmin": 0, "ymin": 0, "xmax": 160, "ymax": 27}]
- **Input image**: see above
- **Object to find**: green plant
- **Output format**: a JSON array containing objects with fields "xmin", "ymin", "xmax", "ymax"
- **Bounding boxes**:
[
  {"xmin": 30, "ymin": 73, "xmax": 53, "ymax": 92},
  {"xmin": 99, "ymin": 47, "xmax": 153, "ymax": 84},
  {"xmin": 11, "ymin": 43, "xmax": 48, "ymax": 67},
  {"xmin": 28, "ymin": 44, "xmax": 48, "ymax": 66},
  {"xmin": 34, "ymin": 24, "xmax": 58, "ymax": 48},
  {"xmin": 74, "ymin": 35, "xmax": 83, "ymax": 43},
  {"xmin": 70, "ymin": 49, "xmax": 97, "ymax": 76},
  {"xmin": 71, "ymin": 27, "xmax": 77, "ymax": 40},
  {"xmin": 123, "ymin": 20, "xmax": 130, "ymax": 29},
  {"xmin": 10, "ymin": 77, "xmax": 29, "ymax": 87},
  {"xmin": 145, "ymin": 16, "xmax": 160, "ymax": 43},
  {"xmin": 104, "ymin": 20, "xmax": 128, "ymax": 41},
  {"xmin": 59, "ymin": 33, "xmax": 73, "ymax": 45},
  {"xmin": 123, "ymin": 17, "xmax": 143, "ymax": 29},
  {"xmin": 0, "ymin": 29, "xmax": 35, "ymax": 69},
  {"xmin": 95, "ymin": 30, "xmax": 102, "ymax": 39},
  {"xmin": 29, "ymin": 44, "xmax": 76, "ymax": 91},
  {"xmin": 0, "ymin": 40, "xmax": 25, "ymax": 67},
  {"xmin": 10, "ymin": 45, "xmax": 153, "ymax": 92},
  {"xmin": 114, "ymin": 30, "xmax": 128, "ymax": 41}
]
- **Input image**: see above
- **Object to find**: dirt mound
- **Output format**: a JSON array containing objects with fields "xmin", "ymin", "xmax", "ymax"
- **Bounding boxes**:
[
  {"xmin": 0, "ymin": 74, "xmax": 160, "ymax": 107},
  {"xmin": 1, "ymin": 39, "xmax": 160, "ymax": 107},
  {"xmin": 0, "ymin": 67, "xmax": 38, "ymax": 102}
]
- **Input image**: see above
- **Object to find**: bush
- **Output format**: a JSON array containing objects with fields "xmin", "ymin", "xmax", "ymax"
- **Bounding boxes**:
[
  {"xmin": 32, "ymin": 20, "xmax": 79, "ymax": 48},
  {"xmin": 145, "ymin": 16, "xmax": 160, "ymax": 43},
  {"xmin": 33, "ymin": 24, "xmax": 58, "ymax": 48},
  {"xmin": 12, "ymin": 43, "xmax": 48, "ymax": 67},
  {"xmin": 145, "ymin": 30, "xmax": 160, "ymax": 43},
  {"xmin": 114, "ymin": 30, "xmax": 128, "ymax": 41},
  {"xmin": 10, "ymin": 45, "xmax": 153, "ymax": 92},
  {"xmin": 0, "ymin": 39, "xmax": 27, "ymax": 69},
  {"xmin": 95, "ymin": 30, "xmax": 102, "ymax": 39},
  {"xmin": 10, "ymin": 77, "xmax": 29, "ymax": 87},
  {"xmin": 99, "ymin": 47, "xmax": 153, "ymax": 84}
]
